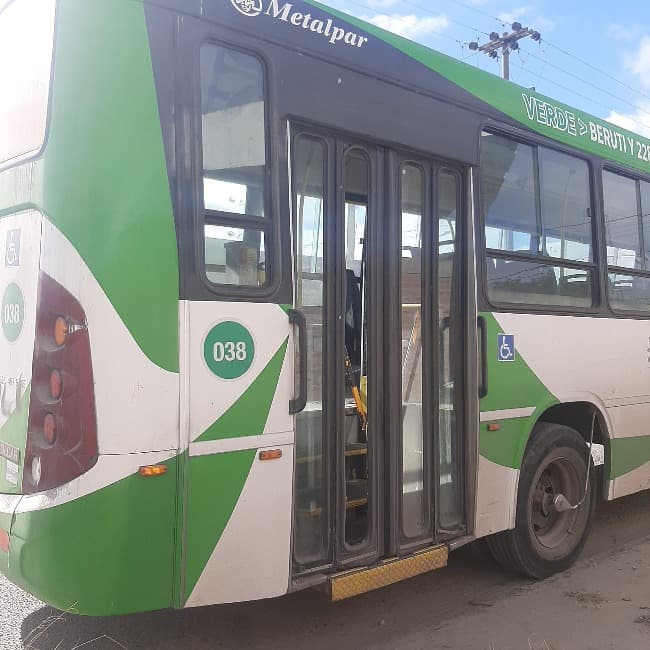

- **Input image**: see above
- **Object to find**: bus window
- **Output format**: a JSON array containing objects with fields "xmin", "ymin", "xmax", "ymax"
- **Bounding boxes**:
[
  {"xmin": 539, "ymin": 147, "xmax": 593, "ymax": 263},
  {"xmin": 605, "ymin": 172, "xmax": 650, "ymax": 312},
  {"xmin": 0, "ymin": 0, "xmax": 55, "ymax": 166},
  {"xmin": 481, "ymin": 134, "xmax": 538, "ymax": 255},
  {"xmin": 643, "ymin": 181, "xmax": 650, "ymax": 269},
  {"xmin": 481, "ymin": 132, "xmax": 596, "ymax": 309},
  {"xmin": 200, "ymin": 45, "xmax": 266, "ymax": 217},
  {"xmin": 200, "ymin": 44, "xmax": 269, "ymax": 288},
  {"xmin": 604, "ymin": 171, "xmax": 641, "ymax": 270}
]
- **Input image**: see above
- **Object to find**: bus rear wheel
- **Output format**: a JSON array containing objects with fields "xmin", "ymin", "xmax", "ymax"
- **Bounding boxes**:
[{"xmin": 486, "ymin": 423, "xmax": 597, "ymax": 579}]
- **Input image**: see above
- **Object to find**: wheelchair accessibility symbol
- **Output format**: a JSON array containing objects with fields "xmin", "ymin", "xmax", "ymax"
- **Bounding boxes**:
[
  {"xmin": 498, "ymin": 333, "xmax": 516, "ymax": 362},
  {"xmin": 5, "ymin": 230, "xmax": 20, "ymax": 268}
]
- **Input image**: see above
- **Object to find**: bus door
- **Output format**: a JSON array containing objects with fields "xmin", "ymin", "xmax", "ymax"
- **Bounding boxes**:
[{"xmin": 290, "ymin": 126, "xmax": 466, "ymax": 576}]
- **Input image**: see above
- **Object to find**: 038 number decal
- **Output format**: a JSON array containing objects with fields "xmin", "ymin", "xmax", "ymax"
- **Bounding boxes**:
[
  {"xmin": 204, "ymin": 321, "xmax": 255, "ymax": 379},
  {"xmin": 2, "ymin": 283, "xmax": 24, "ymax": 343},
  {"xmin": 213, "ymin": 340, "xmax": 248, "ymax": 363}
]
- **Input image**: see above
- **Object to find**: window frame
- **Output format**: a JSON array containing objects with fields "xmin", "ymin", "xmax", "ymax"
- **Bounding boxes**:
[
  {"xmin": 196, "ymin": 38, "xmax": 277, "ymax": 297},
  {"xmin": 479, "ymin": 128, "xmax": 600, "ymax": 314},
  {"xmin": 603, "ymin": 166, "xmax": 650, "ymax": 315}
]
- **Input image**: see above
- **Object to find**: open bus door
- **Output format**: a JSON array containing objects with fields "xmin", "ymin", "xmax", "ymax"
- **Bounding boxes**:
[{"xmin": 290, "ymin": 124, "xmax": 470, "ymax": 593}]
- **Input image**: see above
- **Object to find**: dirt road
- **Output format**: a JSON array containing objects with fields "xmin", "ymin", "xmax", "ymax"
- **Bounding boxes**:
[{"xmin": 3, "ymin": 491, "xmax": 650, "ymax": 650}]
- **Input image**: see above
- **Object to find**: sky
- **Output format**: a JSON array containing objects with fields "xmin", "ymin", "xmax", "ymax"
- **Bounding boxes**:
[{"xmin": 322, "ymin": 0, "xmax": 650, "ymax": 138}]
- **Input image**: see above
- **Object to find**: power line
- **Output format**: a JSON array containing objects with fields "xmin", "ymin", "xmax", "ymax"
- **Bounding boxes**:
[
  {"xmin": 545, "ymin": 40, "xmax": 650, "ymax": 105},
  {"xmin": 414, "ymin": 0, "xmax": 650, "ymax": 107},
  {"xmin": 518, "ymin": 47, "xmax": 650, "ymax": 121},
  {"xmin": 397, "ymin": 0, "xmax": 493, "ymax": 38},
  {"xmin": 441, "ymin": 0, "xmax": 508, "ymax": 28},
  {"xmin": 338, "ymin": 0, "xmax": 474, "ymax": 52},
  {"xmin": 509, "ymin": 61, "xmax": 645, "ymax": 124},
  {"xmin": 332, "ymin": 1, "xmax": 649, "ymax": 132}
]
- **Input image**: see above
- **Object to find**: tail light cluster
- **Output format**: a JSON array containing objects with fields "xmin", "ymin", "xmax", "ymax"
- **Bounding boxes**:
[{"xmin": 23, "ymin": 272, "xmax": 98, "ymax": 494}]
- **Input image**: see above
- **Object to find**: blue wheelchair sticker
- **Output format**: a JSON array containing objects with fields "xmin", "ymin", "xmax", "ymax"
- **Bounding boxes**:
[{"xmin": 498, "ymin": 334, "xmax": 516, "ymax": 362}]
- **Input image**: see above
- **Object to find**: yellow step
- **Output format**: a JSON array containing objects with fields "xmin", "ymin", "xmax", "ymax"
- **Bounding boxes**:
[{"xmin": 329, "ymin": 545, "xmax": 448, "ymax": 601}]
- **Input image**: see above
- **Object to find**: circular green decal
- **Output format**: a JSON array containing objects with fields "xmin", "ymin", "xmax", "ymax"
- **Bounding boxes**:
[
  {"xmin": 204, "ymin": 321, "xmax": 255, "ymax": 380},
  {"xmin": 2, "ymin": 283, "xmax": 24, "ymax": 343}
]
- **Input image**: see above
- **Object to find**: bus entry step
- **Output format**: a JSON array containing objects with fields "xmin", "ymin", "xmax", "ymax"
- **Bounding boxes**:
[{"xmin": 329, "ymin": 545, "xmax": 449, "ymax": 601}]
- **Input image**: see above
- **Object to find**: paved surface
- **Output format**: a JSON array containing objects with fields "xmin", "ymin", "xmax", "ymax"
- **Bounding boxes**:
[{"xmin": 3, "ymin": 491, "xmax": 650, "ymax": 650}]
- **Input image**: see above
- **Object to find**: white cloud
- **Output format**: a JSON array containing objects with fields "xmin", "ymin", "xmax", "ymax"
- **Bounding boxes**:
[
  {"xmin": 606, "ymin": 23, "xmax": 643, "ymax": 42},
  {"xmin": 605, "ymin": 35, "xmax": 650, "ymax": 137},
  {"xmin": 533, "ymin": 15, "xmax": 556, "ymax": 30},
  {"xmin": 607, "ymin": 104, "xmax": 650, "ymax": 139},
  {"xmin": 364, "ymin": 0, "xmax": 400, "ymax": 7},
  {"xmin": 364, "ymin": 13, "xmax": 450, "ymax": 40},
  {"xmin": 625, "ymin": 35, "xmax": 650, "ymax": 89},
  {"xmin": 498, "ymin": 6, "xmax": 531, "ymax": 24}
]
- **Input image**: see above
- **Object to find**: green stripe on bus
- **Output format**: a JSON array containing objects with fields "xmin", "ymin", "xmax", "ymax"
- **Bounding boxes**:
[
  {"xmin": 184, "ymin": 449, "xmax": 256, "ymax": 602},
  {"xmin": 480, "ymin": 313, "xmax": 557, "ymax": 414},
  {"xmin": 41, "ymin": 0, "xmax": 179, "ymax": 372},
  {"xmin": 196, "ymin": 339, "xmax": 289, "ymax": 442},
  {"xmin": 478, "ymin": 314, "xmax": 558, "ymax": 469},
  {"xmin": 608, "ymin": 436, "xmax": 650, "ymax": 480},
  {"xmin": 7, "ymin": 458, "xmax": 178, "ymax": 616}
]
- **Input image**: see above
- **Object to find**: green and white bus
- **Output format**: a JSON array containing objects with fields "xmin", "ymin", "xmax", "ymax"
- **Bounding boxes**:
[{"xmin": 1, "ymin": 0, "xmax": 650, "ymax": 616}]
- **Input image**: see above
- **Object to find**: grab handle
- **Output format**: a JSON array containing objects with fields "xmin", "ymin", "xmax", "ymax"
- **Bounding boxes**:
[
  {"xmin": 477, "ymin": 316, "xmax": 488, "ymax": 398},
  {"xmin": 289, "ymin": 309, "xmax": 308, "ymax": 415}
]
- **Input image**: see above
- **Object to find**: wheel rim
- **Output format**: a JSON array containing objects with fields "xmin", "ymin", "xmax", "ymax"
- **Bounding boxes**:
[{"xmin": 528, "ymin": 450, "xmax": 589, "ymax": 561}]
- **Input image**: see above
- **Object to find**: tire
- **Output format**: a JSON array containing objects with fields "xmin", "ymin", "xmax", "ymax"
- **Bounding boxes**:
[{"xmin": 486, "ymin": 423, "xmax": 597, "ymax": 579}]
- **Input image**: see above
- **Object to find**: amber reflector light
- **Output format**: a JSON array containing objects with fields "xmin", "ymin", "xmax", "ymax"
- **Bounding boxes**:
[
  {"xmin": 139, "ymin": 465, "xmax": 168, "ymax": 477},
  {"xmin": 259, "ymin": 450, "xmax": 283, "ymax": 461}
]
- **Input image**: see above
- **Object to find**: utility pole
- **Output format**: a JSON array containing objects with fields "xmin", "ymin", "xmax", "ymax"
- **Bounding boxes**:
[{"xmin": 469, "ymin": 23, "xmax": 541, "ymax": 80}]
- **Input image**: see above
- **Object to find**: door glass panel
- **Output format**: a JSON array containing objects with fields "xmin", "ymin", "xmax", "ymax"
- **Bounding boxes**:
[
  {"xmin": 438, "ymin": 171, "xmax": 462, "ymax": 531},
  {"xmin": 293, "ymin": 136, "xmax": 328, "ymax": 567},
  {"xmin": 400, "ymin": 164, "xmax": 426, "ymax": 538},
  {"xmin": 343, "ymin": 149, "xmax": 370, "ymax": 547}
]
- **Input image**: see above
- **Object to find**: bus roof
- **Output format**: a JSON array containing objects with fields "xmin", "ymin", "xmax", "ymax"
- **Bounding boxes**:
[{"xmin": 155, "ymin": 0, "xmax": 650, "ymax": 175}]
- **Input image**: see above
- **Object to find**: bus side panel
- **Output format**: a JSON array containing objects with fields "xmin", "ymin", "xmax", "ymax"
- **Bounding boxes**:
[
  {"xmin": 476, "ymin": 310, "xmax": 650, "ymax": 538},
  {"xmin": 8, "ymin": 453, "xmax": 178, "ymax": 616},
  {"xmin": 181, "ymin": 301, "xmax": 294, "ymax": 607},
  {"xmin": 475, "ymin": 312, "xmax": 558, "ymax": 538},
  {"xmin": 494, "ymin": 312, "xmax": 650, "ymax": 499}
]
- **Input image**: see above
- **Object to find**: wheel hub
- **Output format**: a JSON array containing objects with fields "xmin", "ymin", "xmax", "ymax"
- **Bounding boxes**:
[{"xmin": 529, "ymin": 456, "xmax": 583, "ymax": 554}]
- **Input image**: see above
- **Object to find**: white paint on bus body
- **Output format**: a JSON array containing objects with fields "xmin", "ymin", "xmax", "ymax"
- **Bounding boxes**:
[
  {"xmin": 186, "ymin": 444, "xmax": 294, "ymax": 607},
  {"xmin": 41, "ymin": 220, "xmax": 180, "ymax": 455},
  {"xmin": 494, "ymin": 312, "xmax": 650, "ymax": 440},
  {"xmin": 186, "ymin": 300, "xmax": 292, "ymax": 443}
]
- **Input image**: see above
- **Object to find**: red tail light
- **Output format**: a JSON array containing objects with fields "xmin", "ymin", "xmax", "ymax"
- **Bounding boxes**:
[{"xmin": 23, "ymin": 273, "xmax": 98, "ymax": 493}]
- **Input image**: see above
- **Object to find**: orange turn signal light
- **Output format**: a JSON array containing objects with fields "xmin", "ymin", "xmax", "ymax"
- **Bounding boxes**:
[
  {"xmin": 54, "ymin": 316, "xmax": 68, "ymax": 347},
  {"xmin": 259, "ymin": 449, "xmax": 283, "ymax": 461},
  {"xmin": 0, "ymin": 529, "xmax": 9, "ymax": 553},
  {"xmin": 487, "ymin": 423, "xmax": 501, "ymax": 432},
  {"xmin": 139, "ymin": 464, "xmax": 168, "ymax": 477}
]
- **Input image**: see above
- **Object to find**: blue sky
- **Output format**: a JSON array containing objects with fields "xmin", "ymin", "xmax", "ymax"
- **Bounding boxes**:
[{"xmin": 323, "ymin": 0, "xmax": 650, "ymax": 137}]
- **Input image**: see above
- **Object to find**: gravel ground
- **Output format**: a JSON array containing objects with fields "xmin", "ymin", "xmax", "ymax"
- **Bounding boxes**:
[{"xmin": 3, "ymin": 490, "xmax": 650, "ymax": 650}]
